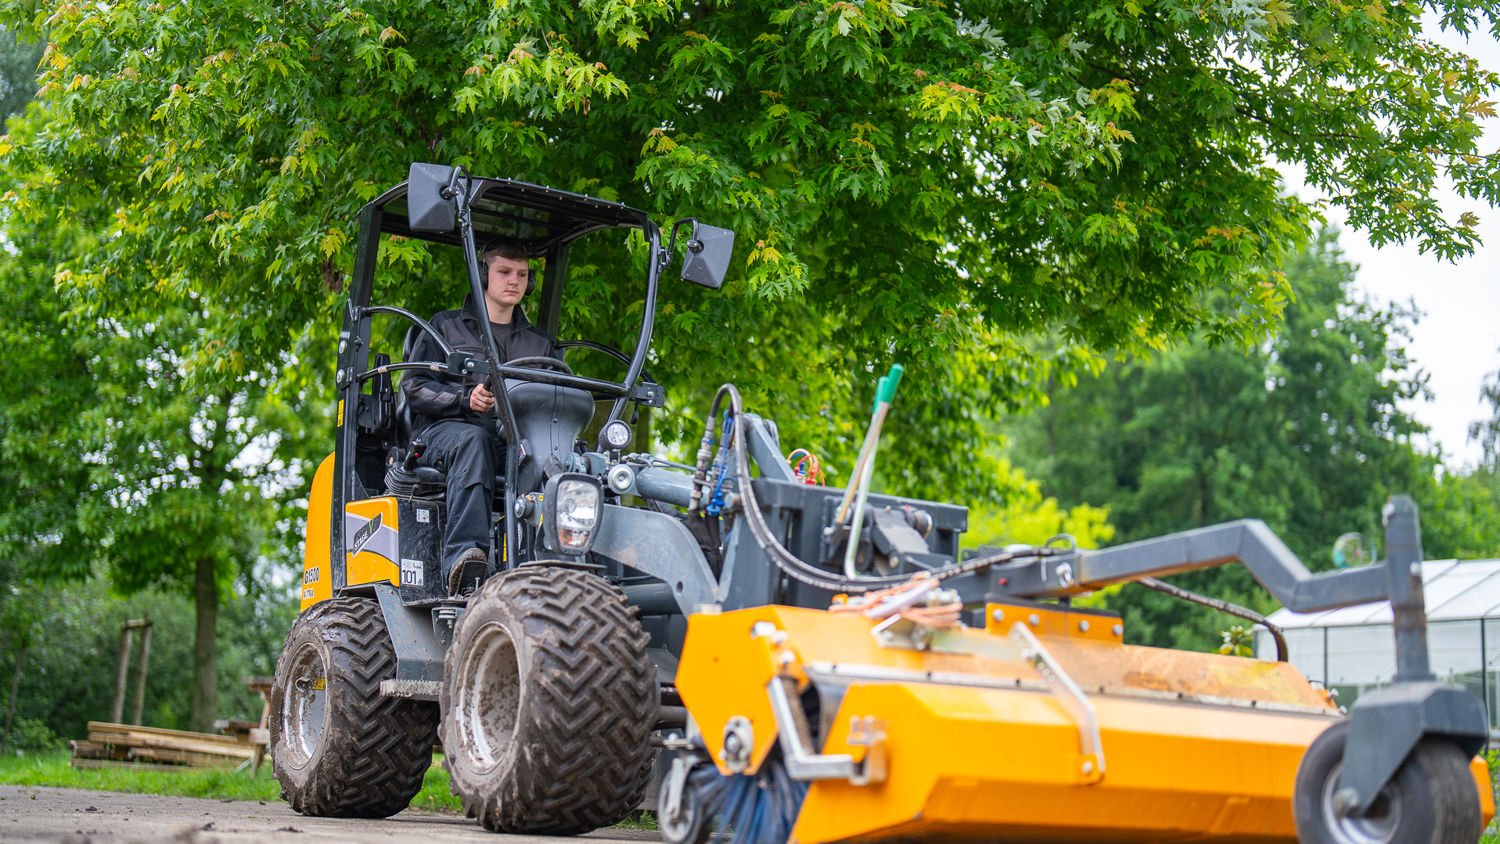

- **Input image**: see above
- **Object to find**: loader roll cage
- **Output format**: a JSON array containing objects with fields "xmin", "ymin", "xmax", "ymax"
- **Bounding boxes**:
[
  {"xmin": 345, "ymin": 176, "xmax": 662, "ymax": 404},
  {"xmin": 330, "ymin": 166, "xmax": 729, "ymax": 586}
]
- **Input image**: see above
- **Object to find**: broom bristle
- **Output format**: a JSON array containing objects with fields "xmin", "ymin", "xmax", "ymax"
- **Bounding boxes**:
[{"xmin": 690, "ymin": 755, "xmax": 808, "ymax": 843}]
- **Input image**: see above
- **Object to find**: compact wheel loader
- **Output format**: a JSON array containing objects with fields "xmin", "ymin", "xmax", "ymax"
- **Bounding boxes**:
[{"xmin": 272, "ymin": 163, "xmax": 1493, "ymax": 843}]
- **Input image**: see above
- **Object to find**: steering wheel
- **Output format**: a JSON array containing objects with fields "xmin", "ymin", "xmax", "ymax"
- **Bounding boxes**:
[{"xmin": 505, "ymin": 355, "xmax": 574, "ymax": 376}]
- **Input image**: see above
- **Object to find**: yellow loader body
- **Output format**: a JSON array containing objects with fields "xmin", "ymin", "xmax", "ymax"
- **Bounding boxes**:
[
  {"xmin": 676, "ymin": 603, "xmax": 1493, "ymax": 843},
  {"xmin": 300, "ymin": 452, "xmax": 414, "ymax": 612}
]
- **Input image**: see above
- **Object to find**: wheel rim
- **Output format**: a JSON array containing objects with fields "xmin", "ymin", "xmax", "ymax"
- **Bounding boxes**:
[
  {"xmin": 657, "ymin": 774, "xmax": 700, "ymax": 843},
  {"xmin": 658, "ymin": 801, "xmax": 698, "ymax": 843},
  {"xmin": 282, "ymin": 641, "xmax": 329, "ymax": 766},
  {"xmin": 1321, "ymin": 761, "xmax": 1403, "ymax": 844},
  {"xmin": 453, "ymin": 620, "xmax": 521, "ymax": 773}
]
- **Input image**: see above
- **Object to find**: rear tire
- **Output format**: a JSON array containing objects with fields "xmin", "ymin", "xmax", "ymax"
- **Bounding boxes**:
[
  {"xmin": 270, "ymin": 597, "xmax": 438, "ymax": 818},
  {"xmin": 440, "ymin": 566, "xmax": 657, "ymax": 833},
  {"xmin": 1293, "ymin": 719, "xmax": 1481, "ymax": 844}
]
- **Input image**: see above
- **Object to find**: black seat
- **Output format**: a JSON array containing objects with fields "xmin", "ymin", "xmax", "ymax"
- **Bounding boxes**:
[
  {"xmin": 385, "ymin": 326, "xmax": 447, "ymax": 497},
  {"xmin": 394, "ymin": 324, "xmax": 422, "ymax": 445}
]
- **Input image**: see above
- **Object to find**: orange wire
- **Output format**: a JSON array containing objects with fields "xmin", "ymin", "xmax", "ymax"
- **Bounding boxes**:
[{"xmin": 786, "ymin": 448, "xmax": 825, "ymax": 485}]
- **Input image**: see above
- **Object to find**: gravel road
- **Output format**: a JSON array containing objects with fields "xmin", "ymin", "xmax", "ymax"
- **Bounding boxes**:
[{"xmin": 0, "ymin": 786, "xmax": 661, "ymax": 843}]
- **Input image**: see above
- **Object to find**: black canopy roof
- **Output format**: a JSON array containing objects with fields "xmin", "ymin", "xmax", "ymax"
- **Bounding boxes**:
[{"xmin": 367, "ymin": 177, "xmax": 653, "ymax": 255}]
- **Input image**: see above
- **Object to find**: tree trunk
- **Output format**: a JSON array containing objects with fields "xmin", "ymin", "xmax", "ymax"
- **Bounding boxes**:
[
  {"xmin": 110, "ymin": 623, "xmax": 134, "ymax": 724},
  {"xmin": 2, "ymin": 646, "xmax": 27, "ymax": 756},
  {"xmin": 190, "ymin": 555, "xmax": 218, "ymax": 733},
  {"xmin": 131, "ymin": 622, "xmax": 152, "ymax": 726}
]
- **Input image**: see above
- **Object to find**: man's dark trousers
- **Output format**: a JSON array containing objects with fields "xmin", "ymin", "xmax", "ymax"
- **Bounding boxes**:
[{"xmin": 416, "ymin": 419, "xmax": 501, "ymax": 571}]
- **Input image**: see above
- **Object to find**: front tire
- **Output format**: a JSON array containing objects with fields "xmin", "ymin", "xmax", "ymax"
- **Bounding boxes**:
[
  {"xmin": 270, "ymin": 597, "xmax": 438, "ymax": 818},
  {"xmin": 440, "ymin": 566, "xmax": 657, "ymax": 833},
  {"xmin": 1293, "ymin": 719, "xmax": 1482, "ymax": 844}
]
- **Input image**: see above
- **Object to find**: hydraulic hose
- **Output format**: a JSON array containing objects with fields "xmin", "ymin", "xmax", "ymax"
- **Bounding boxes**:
[
  {"xmin": 1137, "ymin": 576, "xmax": 1289, "ymax": 661},
  {"xmin": 708, "ymin": 383, "xmax": 1068, "ymax": 594}
]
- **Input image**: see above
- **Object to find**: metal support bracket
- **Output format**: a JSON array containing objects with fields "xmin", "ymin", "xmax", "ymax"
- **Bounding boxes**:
[
  {"xmin": 766, "ymin": 677, "xmax": 887, "ymax": 784},
  {"xmin": 1011, "ymin": 622, "xmax": 1105, "ymax": 784},
  {"xmin": 1337, "ymin": 681, "xmax": 1487, "ymax": 814},
  {"xmin": 661, "ymin": 752, "xmax": 694, "ymax": 826},
  {"xmin": 373, "ymin": 583, "xmax": 443, "ymax": 699}
]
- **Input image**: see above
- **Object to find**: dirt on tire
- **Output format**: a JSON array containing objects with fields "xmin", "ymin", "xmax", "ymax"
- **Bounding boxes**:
[
  {"xmin": 270, "ymin": 596, "xmax": 439, "ymax": 818},
  {"xmin": 440, "ymin": 566, "xmax": 657, "ymax": 834}
]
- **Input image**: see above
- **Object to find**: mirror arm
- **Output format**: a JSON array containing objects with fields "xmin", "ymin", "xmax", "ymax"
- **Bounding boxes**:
[
  {"xmin": 663, "ymin": 217, "xmax": 696, "ymax": 272},
  {"xmin": 609, "ymin": 223, "xmax": 665, "ymax": 425},
  {"xmin": 441, "ymin": 165, "xmax": 466, "ymax": 200}
]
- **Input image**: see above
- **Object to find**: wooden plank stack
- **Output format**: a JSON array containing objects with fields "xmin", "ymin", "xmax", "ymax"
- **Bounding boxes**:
[{"xmin": 69, "ymin": 721, "xmax": 261, "ymax": 770}]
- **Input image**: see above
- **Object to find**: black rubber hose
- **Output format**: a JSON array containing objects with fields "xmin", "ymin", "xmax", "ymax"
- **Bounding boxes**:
[
  {"xmin": 712, "ymin": 383, "xmax": 1067, "ymax": 594},
  {"xmin": 1138, "ymin": 576, "xmax": 1289, "ymax": 661}
]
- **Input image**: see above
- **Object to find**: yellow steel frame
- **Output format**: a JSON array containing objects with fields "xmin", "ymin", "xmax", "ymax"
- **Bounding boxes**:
[{"xmin": 676, "ymin": 603, "xmax": 1494, "ymax": 843}]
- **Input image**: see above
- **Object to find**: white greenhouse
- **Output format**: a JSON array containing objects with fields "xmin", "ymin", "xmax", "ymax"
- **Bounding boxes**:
[{"xmin": 1256, "ymin": 558, "xmax": 1500, "ymax": 729}]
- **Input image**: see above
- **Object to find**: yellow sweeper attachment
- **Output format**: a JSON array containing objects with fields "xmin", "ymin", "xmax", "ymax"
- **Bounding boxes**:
[{"xmin": 668, "ymin": 553, "xmax": 1494, "ymax": 843}]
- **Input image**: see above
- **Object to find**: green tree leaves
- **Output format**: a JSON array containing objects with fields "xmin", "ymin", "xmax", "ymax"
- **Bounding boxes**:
[
  {"xmin": 4, "ymin": 1, "xmax": 1500, "ymax": 668},
  {"xmin": 1008, "ymin": 231, "xmax": 1441, "ymax": 647},
  {"xmin": 8, "ymin": 1, "xmax": 1500, "ymax": 501}
]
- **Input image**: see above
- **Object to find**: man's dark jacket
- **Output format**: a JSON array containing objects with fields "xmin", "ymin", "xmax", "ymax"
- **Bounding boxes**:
[{"xmin": 402, "ymin": 294, "xmax": 555, "ymax": 436}]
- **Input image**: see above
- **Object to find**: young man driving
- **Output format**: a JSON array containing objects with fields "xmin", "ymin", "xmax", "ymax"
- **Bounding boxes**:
[{"xmin": 402, "ymin": 239, "xmax": 556, "ymax": 596}]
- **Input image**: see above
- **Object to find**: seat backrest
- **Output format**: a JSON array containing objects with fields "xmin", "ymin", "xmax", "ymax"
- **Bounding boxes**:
[
  {"xmin": 395, "ymin": 324, "xmax": 424, "ymax": 444},
  {"xmin": 403, "ymin": 323, "xmax": 423, "ymax": 362}
]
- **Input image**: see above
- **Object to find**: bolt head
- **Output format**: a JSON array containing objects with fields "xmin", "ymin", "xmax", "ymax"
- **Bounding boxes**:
[
  {"xmin": 1078, "ymin": 620, "xmax": 1090, "ymax": 632},
  {"xmin": 1332, "ymin": 786, "xmax": 1358, "ymax": 815},
  {"xmin": 991, "ymin": 609, "xmax": 1005, "ymax": 623},
  {"xmin": 1028, "ymin": 614, "xmax": 1041, "ymax": 627},
  {"xmin": 1112, "ymin": 624, "xmax": 1123, "ymax": 636}
]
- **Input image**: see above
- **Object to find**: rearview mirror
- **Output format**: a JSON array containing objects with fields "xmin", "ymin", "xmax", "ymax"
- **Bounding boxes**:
[
  {"xmin": 679, "ymin": 222, "xmax": 735, "ymax": 289},
  {"xmin": 406, "ymin": 162, "xmax": 458, "ymax": 233}
]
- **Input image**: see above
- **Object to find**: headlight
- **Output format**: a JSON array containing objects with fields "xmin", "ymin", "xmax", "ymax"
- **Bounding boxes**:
[
  {"xmin": 545, "ymin": 473, "xmax": 602, "ymax": 554},
  {"xmin": 599, "ymin": 419, "xmax": 632, "ymax": 451}
]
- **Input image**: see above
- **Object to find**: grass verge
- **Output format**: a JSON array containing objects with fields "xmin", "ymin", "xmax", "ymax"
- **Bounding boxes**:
[
  {"xmin": 0, "ymin": 750, "xmax": 282, "ymax": 802},
  {"xmin": 0, "ymin": 750, "xmax": 463, "ymax": 813}
]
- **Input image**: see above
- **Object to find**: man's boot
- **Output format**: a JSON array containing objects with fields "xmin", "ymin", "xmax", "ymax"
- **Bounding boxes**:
[{"xmin": 447, "ymin": 547, "xmax": 489, "ymax": 597}]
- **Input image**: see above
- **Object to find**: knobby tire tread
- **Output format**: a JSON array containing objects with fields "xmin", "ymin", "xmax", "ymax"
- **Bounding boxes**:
[
  {"xmin": 271, "ymin": 597, "xmax": 438, "ymax": 819},
  {"xmin": 441, "ymin": 568, "xmax": 656, "ymax": 834}
]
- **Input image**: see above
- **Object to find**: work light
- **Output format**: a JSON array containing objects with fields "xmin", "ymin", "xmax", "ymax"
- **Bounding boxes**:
[{"xmin": 599, "ymin": 419, "xmax": 633, "ymax": 452}]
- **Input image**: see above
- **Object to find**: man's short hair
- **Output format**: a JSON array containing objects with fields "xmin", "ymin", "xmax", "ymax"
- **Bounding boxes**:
[{"xmin": 480, "ymin": 238, "xmax": 530, "ymax": 267}]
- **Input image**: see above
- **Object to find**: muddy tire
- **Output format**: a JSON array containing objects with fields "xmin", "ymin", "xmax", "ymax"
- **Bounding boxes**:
[
  {"xmin": 270, "ymin": 597, "xmax": 438, "ymax": 818},
  {"xmin": 440, "ymin": 566, "xmax": 657, "ymax": 834},
  {"xmin": 1294, "ymin": 719, "xmax": 1482, "ymax": 844}
]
